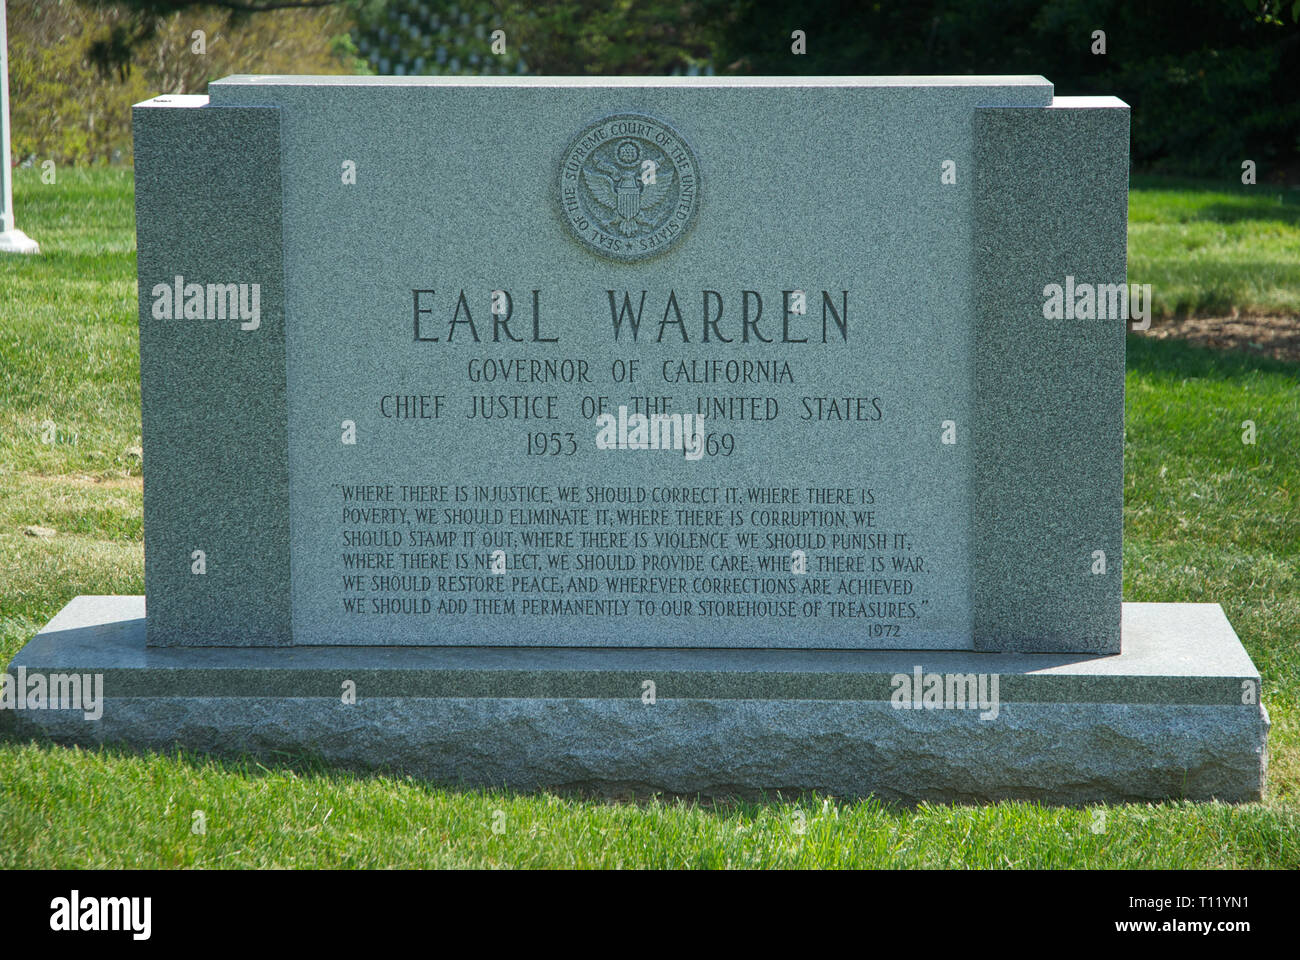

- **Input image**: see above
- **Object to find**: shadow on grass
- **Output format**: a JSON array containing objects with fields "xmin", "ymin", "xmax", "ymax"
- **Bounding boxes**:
[
  {"xmin": 1129, "ymin": 175, "xmax": 1300, "ymax": 225},
  {"xmin": 1126, "ymin": 332, "xmax": 1300, "ymax": 382},
  {"xmin": 1185, "ymin": 204, "xmax": 1300, "ymax": 226},
  {"xmin": 1132, "ymin": 201, "xmax": 1300, "ymax": 227}
]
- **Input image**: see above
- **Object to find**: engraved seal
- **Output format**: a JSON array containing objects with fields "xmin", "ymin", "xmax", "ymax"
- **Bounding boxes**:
[{"xmin": 558, "ymin": 113, "xmax": 700, "ymax": 263}]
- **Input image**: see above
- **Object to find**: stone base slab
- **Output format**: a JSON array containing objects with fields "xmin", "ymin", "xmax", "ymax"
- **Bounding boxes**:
[{"xmin": 0, "ymin": 597, "xmax": 1269, "ymax": 804}]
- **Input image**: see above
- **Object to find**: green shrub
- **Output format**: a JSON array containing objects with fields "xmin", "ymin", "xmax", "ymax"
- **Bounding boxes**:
[{"xmin": 7, "ymin": 0, "xmax": 365, "ymax": 166}]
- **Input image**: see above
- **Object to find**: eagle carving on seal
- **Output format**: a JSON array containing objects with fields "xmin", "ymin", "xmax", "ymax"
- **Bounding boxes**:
[{"xmin": 582, "ymin": 154, "xmax": 676, "ymax": 237}]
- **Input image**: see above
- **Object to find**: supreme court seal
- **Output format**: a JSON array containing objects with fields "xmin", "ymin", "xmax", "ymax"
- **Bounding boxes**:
[{"xmin": 558, "ymin": 113, "xmax": 700, "ymax": 262}]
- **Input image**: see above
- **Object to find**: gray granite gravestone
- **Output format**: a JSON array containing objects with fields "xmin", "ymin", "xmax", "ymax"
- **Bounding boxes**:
[{"xmin": 3, "ymin": 76, "xmax": 1268, "ymax": 803}]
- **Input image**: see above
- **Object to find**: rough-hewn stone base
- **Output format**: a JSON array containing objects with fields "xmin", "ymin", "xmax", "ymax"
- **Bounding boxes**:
[{"xmin": 1, "ymin": 597, "xmax": 1269, "ymax": 804}]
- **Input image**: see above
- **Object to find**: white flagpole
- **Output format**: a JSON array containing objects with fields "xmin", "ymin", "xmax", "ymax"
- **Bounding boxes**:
[{"xmin": 1, "ymin": 0, "xmax": 39, "ymax": 254}]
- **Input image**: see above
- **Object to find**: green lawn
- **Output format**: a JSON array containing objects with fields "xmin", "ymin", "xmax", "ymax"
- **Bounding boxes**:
[
  {"xmin": 1, "ymin": 169, "xmax": 1297, "ymax": 868},
  {"xmin": 1128, "ymin": 174, "xmax": 1300, "ymax": 317}
]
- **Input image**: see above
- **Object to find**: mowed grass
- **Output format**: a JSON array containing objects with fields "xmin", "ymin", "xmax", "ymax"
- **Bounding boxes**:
[
  {"xmin": 0, "ymin": 168, "xmax": 143, "ymax": 683},
  {"xmin": 1128, "ymin": 174, "xmax": 1300, "ymax": 317},
  {"xmin": 2, "ymin": 744, "xmax": 1297, "ymax": 869},
  {"xmin": 1, "ymin": 169, "xmax": 1297, "ymax": 868}
]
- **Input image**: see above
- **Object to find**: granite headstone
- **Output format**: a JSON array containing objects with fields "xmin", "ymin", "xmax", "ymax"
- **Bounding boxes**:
[{"xmin": 3, "ymin": 77, "xmax": 1268, "ymax": 803}]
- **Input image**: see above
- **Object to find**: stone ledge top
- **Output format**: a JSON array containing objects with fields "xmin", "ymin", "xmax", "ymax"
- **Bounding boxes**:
[
  {"xmin": 4, "ymin": 597, "xmax": 1262, "ymax": 705},
  {"xmin": 209, "ymin": 74, "xmax": 1053, "ymax": 89}
]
